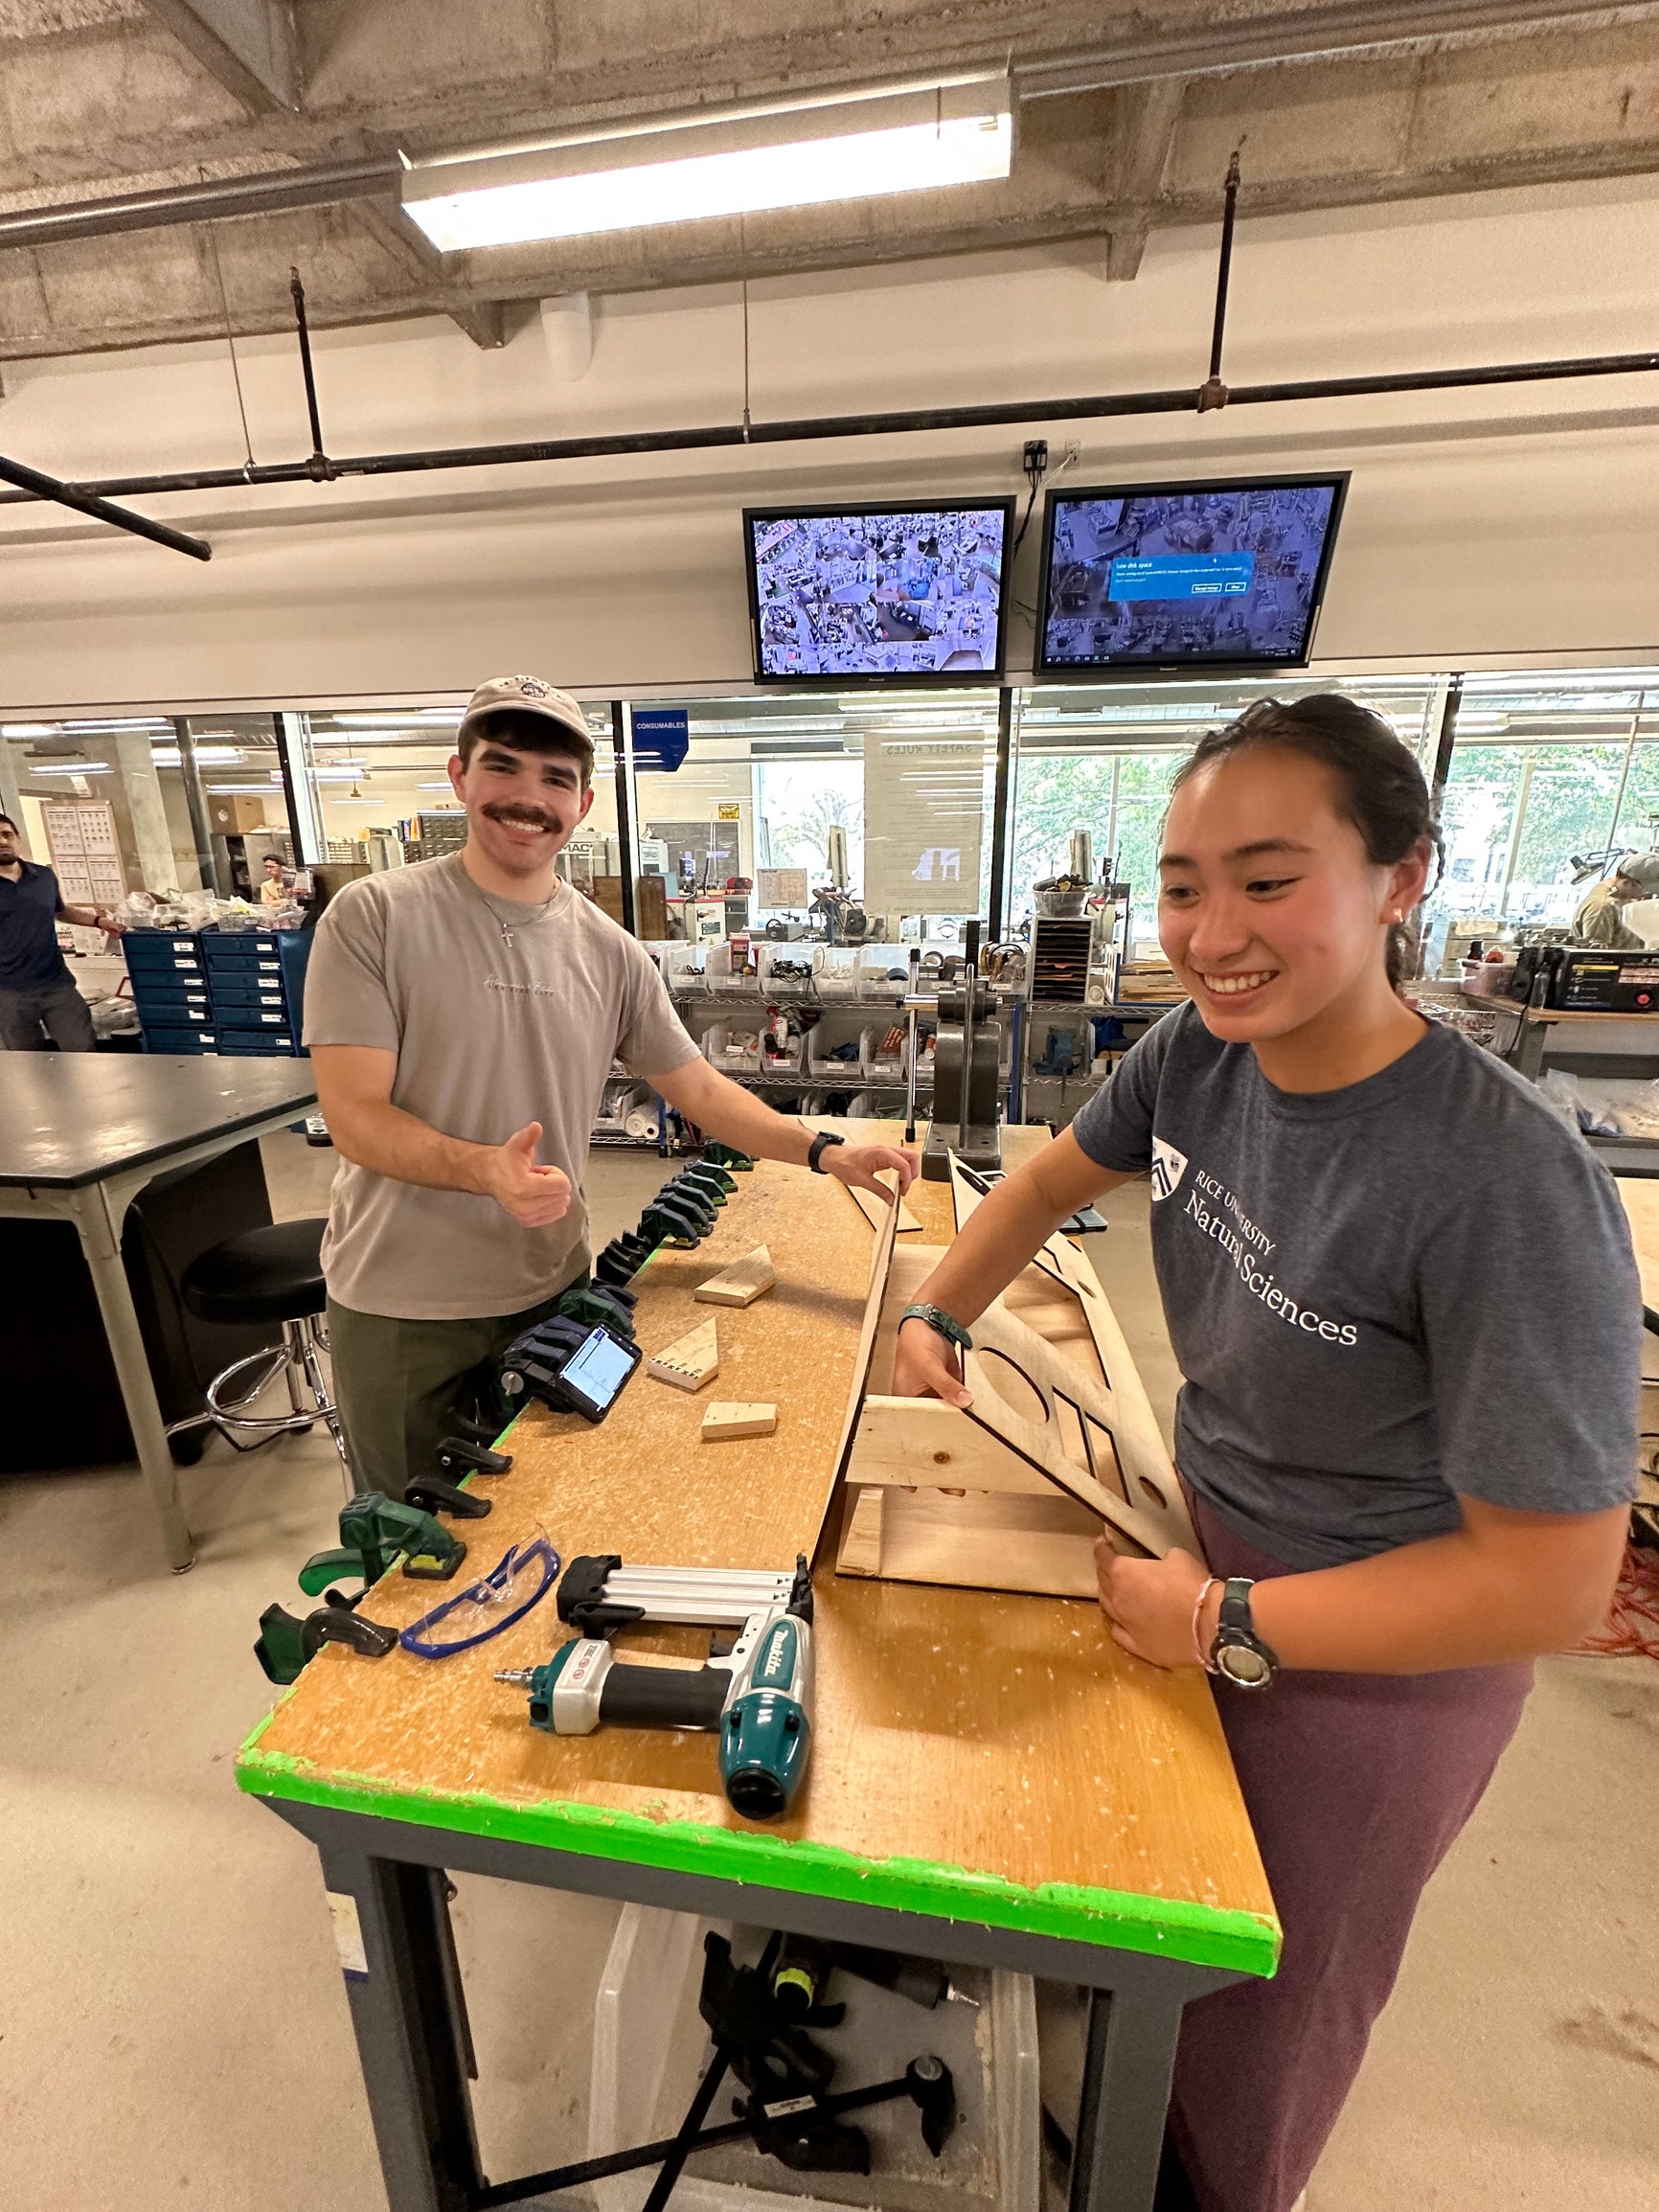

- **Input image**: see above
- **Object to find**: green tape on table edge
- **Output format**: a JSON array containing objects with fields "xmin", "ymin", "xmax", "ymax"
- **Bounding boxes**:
[{"xmin": 236, "ymin": 1721, "xmax": 1279, "ymax": 1979}]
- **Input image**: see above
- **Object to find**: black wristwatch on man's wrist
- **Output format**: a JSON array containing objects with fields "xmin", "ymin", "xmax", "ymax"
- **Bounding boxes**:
[
  {"xmin": 807, "ymin": 1130, "xmax": 845, "ymax": 1174},
  {"xmin": 1208, "ymin": 1577, "xmax": 1279, "ymax": 1689}
]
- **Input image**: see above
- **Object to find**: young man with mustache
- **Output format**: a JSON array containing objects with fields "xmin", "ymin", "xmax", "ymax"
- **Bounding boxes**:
[{"xmin": 304, "ymin": 675, "xmax": 915, "ymax": 1494}]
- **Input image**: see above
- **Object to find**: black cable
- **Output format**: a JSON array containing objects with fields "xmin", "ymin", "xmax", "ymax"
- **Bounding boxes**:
[{"xmin": 1011, "ymin": 446, "xmax": 1048, "ymax": 555}]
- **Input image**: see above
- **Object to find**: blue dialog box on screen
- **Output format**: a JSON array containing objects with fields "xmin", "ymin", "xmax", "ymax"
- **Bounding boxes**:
[{"xmin": 1107, "ymin": 553, "xmax": 1257, "ymax": 600}]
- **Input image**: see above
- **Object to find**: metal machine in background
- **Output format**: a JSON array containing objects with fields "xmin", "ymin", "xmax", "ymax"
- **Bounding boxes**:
[
  {"xmin": 911, "ymin": 919, "xmax": 1003, "ymax": 1181},
  {"xmin": 1512, "ymin": 944, "xmax": 1659, "ymax": 1012}
]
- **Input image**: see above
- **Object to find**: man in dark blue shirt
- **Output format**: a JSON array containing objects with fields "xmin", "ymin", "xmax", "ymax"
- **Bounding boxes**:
[{"xmin": 0, "ymin": 811, "xmax": 122, "ymax": 1050}]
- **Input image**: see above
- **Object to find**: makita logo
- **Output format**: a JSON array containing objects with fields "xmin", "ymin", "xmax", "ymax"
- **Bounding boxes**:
[
  {"xmin": 761, "ymin": 1628, "xmax": 791, "ymax": 1680},
  {"xmin": 1149, "ymin": 1138, "xmax": 1189, "ymax": 1201}
]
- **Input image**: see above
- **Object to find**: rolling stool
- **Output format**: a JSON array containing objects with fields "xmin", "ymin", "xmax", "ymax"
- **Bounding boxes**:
[{"xmin": 169, "ymin": 1218, "xmax": 352, "ymax": 1494}]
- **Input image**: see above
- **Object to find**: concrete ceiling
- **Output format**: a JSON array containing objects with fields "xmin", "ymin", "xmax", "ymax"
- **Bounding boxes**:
[{"xmin": 0, "ymin": 0, "xmax": 1656, "ymax": 358}]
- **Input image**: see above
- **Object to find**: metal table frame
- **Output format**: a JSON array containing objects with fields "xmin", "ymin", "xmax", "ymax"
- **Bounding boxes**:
[
  {"xmin": 0, "ymin": 1090, "xmax": 316, "ymax": 1571},
  {"xmin": 271, "ymin": 1795, "xmax": 1242, "ymax": 2212}
]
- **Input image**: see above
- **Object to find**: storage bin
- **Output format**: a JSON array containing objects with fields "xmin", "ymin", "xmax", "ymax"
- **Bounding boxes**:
[
  {"xmin": 811, "ymin": 946, "xmax": 860, "ymax": 1000},
  {"xmin": 860, "ymin": 1021, "xmax": 909, "ymax": 1083},
  {"xmin": 806, "ymin": 1025, "xmax": 865, "ymax": 1081},
  {"xmin": 701, "ymin": 1023, "xmax": 761, "ymax": 1074},
  {"xmin": 706, "ymin": 941, "xmax": 763, "ymax": 993},
  {"xmin": 587, "ymin": 1905, "xmax": 1038, "ymax": 2212},
  {"xmin": 756, "ymin": 1030, "xmax": 806, "ymax": 1078},
  {"xmin": 660, "ymin": 943, "xmax": 712, "ymax": 991},
  {"xmin": 855, "ymin": 946, "xmax": 910, "ymax": 1001},
  {"xmin": 757, "ymin": 944, "xmax": 816, "ymax": 997}
]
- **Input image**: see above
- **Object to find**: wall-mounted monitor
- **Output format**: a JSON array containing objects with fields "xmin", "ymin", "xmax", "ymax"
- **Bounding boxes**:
[
  {"xmin": 1034, "ymin": 473, "xmax": 1349, "ymax": 677},
  {"xmin": 743, "ymin": 499, "xmax": 1015, "ymax": 685}
]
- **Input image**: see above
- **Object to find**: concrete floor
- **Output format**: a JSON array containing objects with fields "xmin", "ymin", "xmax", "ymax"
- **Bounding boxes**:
[{"xmin": 0, "ymin": 1134, "xmax": 1654, "ymax": 2212}]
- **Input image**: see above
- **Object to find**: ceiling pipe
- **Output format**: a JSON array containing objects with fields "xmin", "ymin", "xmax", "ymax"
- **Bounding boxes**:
[
  {"xmin": 0, "ymin": 350, "xmax": 1652, "ymax": 515},
  {"xmin": 0, "ymin": 450, "xmax": 211, "ymax": 559},
  {"xmin": 0, "ymin": 156, "xmax": 403, "ymax": 253}
]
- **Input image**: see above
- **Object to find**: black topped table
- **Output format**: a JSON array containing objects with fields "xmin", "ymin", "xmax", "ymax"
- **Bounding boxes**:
[{"xmin": 0, "ymin": 1055, "xmax": 318, "ymax": 1569}]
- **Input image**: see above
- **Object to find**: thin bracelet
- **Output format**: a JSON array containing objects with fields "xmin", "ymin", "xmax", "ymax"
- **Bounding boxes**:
[{"xmin": 1191, "ymin": 1575, "xmax": 1219, "ymax": 1672}]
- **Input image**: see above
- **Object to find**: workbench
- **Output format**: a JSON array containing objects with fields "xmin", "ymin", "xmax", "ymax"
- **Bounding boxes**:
[
  {"xmin": 1453, "ymin": 987, "xmax": 1659, "ymax": 1081},
  {"xmin": 1614, "ymin": 1175, "xmax": 1659, "ymax": 1334},
  {"xmin": 0, "ymin": 1054, "xmax": 318, "ymax": 1571},
  {"xmin": 238, "ymin": 1124, "xmax": 1276, "ymax": 2212}
]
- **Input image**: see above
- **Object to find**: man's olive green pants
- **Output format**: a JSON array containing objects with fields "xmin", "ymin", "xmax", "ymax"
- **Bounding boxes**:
[{"xmin": 327, "ymin": 1289, "xmax": 566, "ymax": 1498}]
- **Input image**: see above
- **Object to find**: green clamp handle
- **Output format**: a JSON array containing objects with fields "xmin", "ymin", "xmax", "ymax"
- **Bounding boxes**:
[{"xmin": 298, "ymin": 1546, "xmax": 365, "ymax": 1599}]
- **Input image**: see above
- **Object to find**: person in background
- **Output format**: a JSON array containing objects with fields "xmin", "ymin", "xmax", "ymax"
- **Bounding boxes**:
[
  {"xmin": 0, "ymin": 810, "xmax": 125, "ymax": 1051},
  {"xmin": 1571, "ymin": 851, "xmax": 1659, "ymax": 947},
  {"xmin": 259, "ymin": 854, "xmax": 292, "ymax": 908},
  {"xmin": 894, "ymin": 696, "xmax": 1637, "ymax": 2212},
  {"xmin": 305, "ymin": 673, "xmax": 917, "ymax": 1496}
]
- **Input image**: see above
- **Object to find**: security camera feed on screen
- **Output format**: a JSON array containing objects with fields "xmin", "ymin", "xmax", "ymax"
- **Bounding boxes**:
[
  {"xmin": 746, "ymin": 503, "xmax": 1013, "ymax": 682},
  {"xmin": 1036, "ymin": 476, "xmax": 1347, "ymax": 674}
]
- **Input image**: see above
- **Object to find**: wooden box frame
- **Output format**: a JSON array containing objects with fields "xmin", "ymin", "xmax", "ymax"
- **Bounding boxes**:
[{"xmin": 833, "ymin": 1156, "xmax": 1200, "ymax": 1600}]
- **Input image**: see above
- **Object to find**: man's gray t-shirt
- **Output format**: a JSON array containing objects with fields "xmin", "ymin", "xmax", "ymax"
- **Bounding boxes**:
[
  {"xmin": 304, "ymin": 855, "xmax": 700, "ymax": 1321},
  {"xmin": 1071, "ymin": 1003, "xmax": 1639, "ymax": 1568}
]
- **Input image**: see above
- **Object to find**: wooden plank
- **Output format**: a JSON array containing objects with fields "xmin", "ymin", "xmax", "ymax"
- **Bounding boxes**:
[
  {"xmin": 694, "ymin": 1245, "xmax": 778, "ymax": 1309},
  {"xmin": 648, "ymin": 1316, "xmax": 720, "ymax": 1392},
  {"xmin": 874, "ymin": 1488, "xmax": 1102, "ymax": 1601},
  {"xmin": 852, "ymin": 1396, "xmax": 1065, "ymax": 1496},
  {"xmin": 824, "ymin": 1174, "xmax": 901, "ymax": 1503},
  {"xmin": 845, "ymin": 1179, "xmax": 922, "ymax": 1235},
  {"xmin": 702, "ymin": 1402, "xmax": 778, "ymax": 1441},
  {"xmin": 837, "ymin": 1484, "xmax": 886, "ymax": 1575}
]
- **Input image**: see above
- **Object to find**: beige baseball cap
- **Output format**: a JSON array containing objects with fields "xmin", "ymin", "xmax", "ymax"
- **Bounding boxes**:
[{"xmin": 458, "ymin": 674, "xmax": 594, "ymax": 773}]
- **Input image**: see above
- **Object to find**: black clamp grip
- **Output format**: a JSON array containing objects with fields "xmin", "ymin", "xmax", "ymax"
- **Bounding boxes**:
[
  {"xmin": 404, "ymin": 1474, "xmax": 493, "ymax": 1520},
  {"xmin": 302, "ymin": 1608, "xmax": 399, "ymax": 1662},
  {"xmin": 436, "ymin": 1433, "xmax": 512, "ymax": 1477}
]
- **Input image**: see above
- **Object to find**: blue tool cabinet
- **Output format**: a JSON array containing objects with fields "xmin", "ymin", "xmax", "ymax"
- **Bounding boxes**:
[{"xmin": 126, "ymin": 926, "xmax": 312, "ymax": 1056}]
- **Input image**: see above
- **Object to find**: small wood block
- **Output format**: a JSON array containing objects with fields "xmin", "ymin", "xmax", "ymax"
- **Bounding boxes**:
[
  {"xmin": 648, "ymin": 1316, "xmax": 719, "ymax": 1392},
  {"xmin": 693, "ymin": 1245, "xmax": 777, "ymax": 1309},
  {"xmin": 701, "ymin": 1401, "xmax": 778, "ymax": 1441}
]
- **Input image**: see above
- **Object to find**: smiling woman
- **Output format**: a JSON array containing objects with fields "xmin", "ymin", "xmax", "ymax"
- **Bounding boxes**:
[
  {"xmin": 891, "ymin": 690, "xmax": 1639, "ymax": 2212},
  {"xmin": 1155, "ymin": 696, "xmax": 1441, "ymax": 1094}
]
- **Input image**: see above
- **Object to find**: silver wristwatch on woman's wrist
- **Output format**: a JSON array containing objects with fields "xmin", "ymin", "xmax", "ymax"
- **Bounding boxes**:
[{"xmin": 1208, "ymin": 1578, "xmax": 1279, "ymax": 1689}]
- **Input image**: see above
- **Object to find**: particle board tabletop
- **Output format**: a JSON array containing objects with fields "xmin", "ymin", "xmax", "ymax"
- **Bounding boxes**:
[{"xmin": 240, "ymin": 1120, "xmax": 1278, "ymax": 1977}]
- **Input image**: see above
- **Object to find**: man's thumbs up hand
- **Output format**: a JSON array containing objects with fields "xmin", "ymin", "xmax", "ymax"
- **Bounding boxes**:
[{"xmin": 485, "ymin": 1121, "xmax": 573, "ymax": 1228}]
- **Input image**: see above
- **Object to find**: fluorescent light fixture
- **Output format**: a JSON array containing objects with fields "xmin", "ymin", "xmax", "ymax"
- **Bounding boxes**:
[
  {"xmin": 2, "ymin": 722, "xmax": 58, "ymax": 738},
  {"xmin": 31, "ymin": 762, "xmax": 112, "ymax": 775},
  {"xmin": 63, "ymin": 718, "xmax": 168, "ymax": 732},
  {"xmin": 402, "ymin": 73, "xmax": 1011, "ymax": 252},
  {"xmin": 150, "ymin": 745, "xmax": 243, "ymax": 765}
]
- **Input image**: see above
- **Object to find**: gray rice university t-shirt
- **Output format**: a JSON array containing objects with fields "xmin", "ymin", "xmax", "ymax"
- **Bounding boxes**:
[
  {"xmin": 1072, "ymin": 1003, "xmax": 1640, "ymax": 1568},
  {"xmin": 303, "ymin": 855, "xmax": 700, "ymax": 1321}
]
